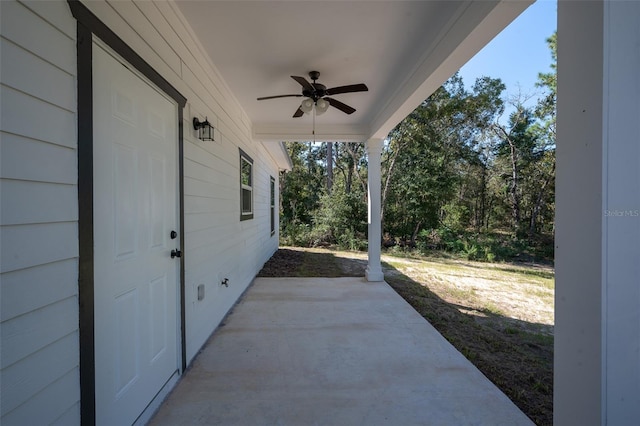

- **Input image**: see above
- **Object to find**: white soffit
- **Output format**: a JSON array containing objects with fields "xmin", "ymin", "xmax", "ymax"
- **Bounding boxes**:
[{"xmin": 175, "ymin": 1, "xmax": 533, "ymax": 142}]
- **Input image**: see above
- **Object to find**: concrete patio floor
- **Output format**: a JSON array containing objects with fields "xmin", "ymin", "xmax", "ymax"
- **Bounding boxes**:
[{"xmin": 149, "ymin": 277, "xmax": 533, "ymax": 425}]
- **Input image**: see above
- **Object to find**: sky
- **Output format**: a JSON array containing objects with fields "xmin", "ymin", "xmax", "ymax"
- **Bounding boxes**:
[{"xmin": 458, "ymin": 0, "xmax": 557, "ymax": 112}]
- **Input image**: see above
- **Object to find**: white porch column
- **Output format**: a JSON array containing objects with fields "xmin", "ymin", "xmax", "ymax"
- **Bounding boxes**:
[
  {"xmin": 366, "ymin": 138, "xmax": 384, "ymax": 282},
  {"xmin": 556, "ymin": 1, "xmax": 640, "ymax": 424}
]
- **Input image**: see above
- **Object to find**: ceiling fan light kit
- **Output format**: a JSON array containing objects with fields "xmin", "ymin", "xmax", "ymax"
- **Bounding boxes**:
[
  {"xmin": 315, "ymin": 98, "xmax": 330, "ymax": 115},
  {"xmin": 300, "ymin": 98, "xmax": 314, "ymax": 114},
  {"xmin": 299, "ymin": 97, "xmax": 329, "ymax": 116},
  {"xmin": 257, "ymin": 71, "xmax": 368, "ymax": 118}
]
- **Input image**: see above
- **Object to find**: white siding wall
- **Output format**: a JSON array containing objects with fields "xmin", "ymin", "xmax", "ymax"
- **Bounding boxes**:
[
  {"xmin": 0, "ymin": 1, "xmax": 80, "ymax": 424},
  {"xmin": 80, "ymin": 0, "xmax": 281, "ymax": 360},
  {"xmin": 1, "ymin": 0, "xmax": 281, "ymax": 424}
]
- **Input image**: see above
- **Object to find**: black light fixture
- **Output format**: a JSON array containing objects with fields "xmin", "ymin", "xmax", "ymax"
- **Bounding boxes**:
[{"xmin": 193, "ymin": 117, "xmax": 214, "ymax": 141}]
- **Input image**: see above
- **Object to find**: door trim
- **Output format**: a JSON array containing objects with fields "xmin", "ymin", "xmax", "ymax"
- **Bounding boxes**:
[{"xmin": 68, "ymin": 2, "xmax": 187, "ymax": 425}]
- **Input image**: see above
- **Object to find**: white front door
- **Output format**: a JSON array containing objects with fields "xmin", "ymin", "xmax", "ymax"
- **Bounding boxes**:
[{"xmin": 93, "ymin": 43, "xmax": 179, "ymax": 426}]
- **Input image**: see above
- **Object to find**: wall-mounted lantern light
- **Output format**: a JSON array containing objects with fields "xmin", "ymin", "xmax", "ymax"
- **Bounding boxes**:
[{"xmin": 193, "ymin": 117, "xmax": 214, "ymax": 141}]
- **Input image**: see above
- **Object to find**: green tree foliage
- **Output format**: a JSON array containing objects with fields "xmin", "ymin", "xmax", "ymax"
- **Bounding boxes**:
[
  {"xmin": 383, "ymin": 74, "xmax": 505, "ymax": 244},
  {"xmin": 313, "ymin": 188, "xmax": 367, "ymax": 250},
  {"xmin": 280, "ymin": 141, "xmax": 368, "ymax": 249},
  {"xmin": 536, "ymin": 32, "xmax": 557, "ymax": 122},
  {"xmin": 528, "ymin": 32, "xmax": 557, "ymax": 238},
  {"xmin": 280, "ymin": 142, "xmax": 324, "ymax": 225}
]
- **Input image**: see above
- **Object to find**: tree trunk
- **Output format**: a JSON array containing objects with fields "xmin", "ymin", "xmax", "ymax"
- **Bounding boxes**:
[
  {"xmin": 508, "ymin": 140, "xmax": 521, "ymax": 233},
  {"xmin": 327, "ymin": 142, "xmax": 333, "ymax": 194},
  {"xmin": 493, "ymin": 111, "xmax": 528, "ymax": 236},
  {"xmin": 479, "ymin": 163, "xmax": 487, "ymax": 230},
  {"xmin": 346, "ymin": 143, "xmax": 367, "ymax": 194},
  {"xmin": 485, "ymin": 197, "xmax": 493, "ymax": 231},
  {"xmin": 410, "ymin": 220, "xmax": 423, "ymax": 246},
  {"xmin": 529, "ymin": 159, "xmax": 555, "ymax": 239},
  {"xmin": 381, "ymin": 142, "xmax": 404, "ymax": 229}
]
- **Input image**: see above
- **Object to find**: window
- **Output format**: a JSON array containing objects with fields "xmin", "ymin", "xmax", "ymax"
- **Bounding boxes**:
[
  {"xmin": 270, "ymin": 176, "xmax": 275, "ymax": 235},
  {"xmin": 239, "ymin": 149, "xmax": 253, "ymax": 220}
]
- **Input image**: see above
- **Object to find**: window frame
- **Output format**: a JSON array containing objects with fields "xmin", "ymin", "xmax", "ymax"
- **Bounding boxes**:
[
  {"xmin": 270, "ymin": 176, "xmax": 275, "ymax": 236},
  {"xmin": 239, "ymin": 148, "xmax": 254, "ymax": 221}
]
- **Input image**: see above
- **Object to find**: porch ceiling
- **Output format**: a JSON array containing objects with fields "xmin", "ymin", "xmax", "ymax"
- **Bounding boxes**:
[{"xmin": 175, "ymin": 1, "xmax": 532, "ymax": 143}]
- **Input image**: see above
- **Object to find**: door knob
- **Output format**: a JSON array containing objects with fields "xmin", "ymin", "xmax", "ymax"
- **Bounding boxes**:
[
  {"xmin": 170, "ymin": 230, "xmax": 177, "ymax": 239},
  {"xmin": 171, "ymin": 249, "xmax": 181, "ymax": 258}
]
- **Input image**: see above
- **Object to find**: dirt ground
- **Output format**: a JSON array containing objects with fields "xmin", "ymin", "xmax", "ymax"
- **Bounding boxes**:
[
  {"xmin": 258, "ymin": 246, "xmax": 553, "ymax": 426},
  {"xmin": 258, "ymin": 247, "xmax": 368, "ymax": 277}
]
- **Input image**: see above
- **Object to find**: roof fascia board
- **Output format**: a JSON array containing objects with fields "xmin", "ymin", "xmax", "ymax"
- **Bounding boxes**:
[{"xmin": 369, "ymin": 0, "xmax": 533, "ymax": 140}]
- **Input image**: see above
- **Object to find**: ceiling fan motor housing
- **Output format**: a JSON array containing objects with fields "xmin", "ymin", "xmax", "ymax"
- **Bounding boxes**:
[
  {"xmin": 304, "ymin": 71, "xmax": 327, "ymax": 100},
  {"xmin": 303, "ymin": 84, "xmax": 327, "ymax": 101}
]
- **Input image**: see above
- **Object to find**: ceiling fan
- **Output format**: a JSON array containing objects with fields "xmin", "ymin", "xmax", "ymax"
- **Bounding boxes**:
[{"xmin": 257, "ymin": 71, "xmax": 368, "ymax": 118}]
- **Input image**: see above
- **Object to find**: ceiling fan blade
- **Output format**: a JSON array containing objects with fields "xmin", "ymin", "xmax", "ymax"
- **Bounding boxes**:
[
  {"xmin": 293, "ymin": 107, "xmax": 304, "ymax": 118},
  {"xmin": 326, "ymin": 97, "xmax": 356, "ymax": 115},
  {"xmin": 257, "ymin": 94, "xmax": 302, "ymax": 101},
  {"xmin": 291, "ymin": 75, "xmax": 314, "ymax": 92},
  {"xmin": 326, "ymin": 83, "xmax": 368, "ymax": 96}
]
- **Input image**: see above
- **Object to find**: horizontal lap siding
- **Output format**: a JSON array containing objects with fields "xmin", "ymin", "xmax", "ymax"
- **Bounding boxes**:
[
  {"xmin": 0, "ymin": 1, "xmax": 79, "ymax": 425},
  {"xmin": 82, "ymin": 0, "xmax": 280, "ymax": 363},
  {"xmin": 1, "ymin": 1, "xmax": 281, "ymax": 424}
]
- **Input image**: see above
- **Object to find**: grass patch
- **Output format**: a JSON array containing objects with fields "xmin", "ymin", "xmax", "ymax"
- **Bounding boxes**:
[
  {"xmin": 494, "ymin": 266, "xmax": 555, "ymax": 280},
  {"xmin": 482, "ymin": 302, "xmax": 506, "ymax": 316}
]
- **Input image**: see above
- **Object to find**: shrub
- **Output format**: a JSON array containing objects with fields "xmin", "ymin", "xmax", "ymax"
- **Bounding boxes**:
[
  {"xmin": 312, "ymin": 189, "xmax": 367, "ymax": 251},
  {"xmin": 462, "ymin": 240, "xmax": 479, "ymax": 260},
  {"xmin": 280, "ymin": 220, "xmax": 315, "ymax": 247}
]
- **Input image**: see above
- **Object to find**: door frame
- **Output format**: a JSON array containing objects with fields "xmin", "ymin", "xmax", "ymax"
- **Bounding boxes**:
[{"xmin": 68, "ymin": 2, "xmax": 187, "ymax": 425}]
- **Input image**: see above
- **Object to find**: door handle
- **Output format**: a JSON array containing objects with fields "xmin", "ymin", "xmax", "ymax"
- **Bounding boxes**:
[{"xmin": 171, "ymin": 249, "xmax": 181, "ymax": 259}]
